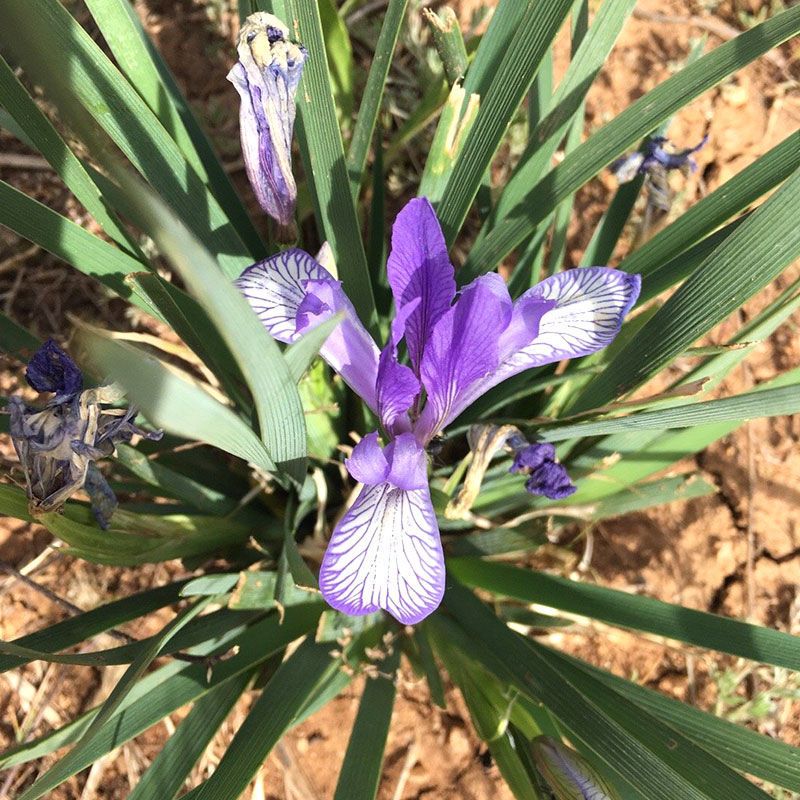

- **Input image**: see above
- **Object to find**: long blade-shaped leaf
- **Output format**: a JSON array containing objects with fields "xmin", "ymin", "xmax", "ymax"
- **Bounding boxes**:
[
  {"xmin": 562, "ymin": 651, "xmax": 800, "ymax": 792},
  {"xmin": 0, "ymin": 0, "xmax": 254, "ymax": 275},
  {"xmin": 0, "ymin": 55, "xmax": 143, "ymax": 256},
  {"xmin": 492, "ymin": 0, "xmax": 638, "ymax": 224},
  {"xmin": 570, "ymin": 166, "xmax": 800, "ymax": 411},
  {"xmin": 257, "ymin": 0, "xmax": 377, "ymax": 327},
  {"xmin": 0, "ymin": 578, "xmax": 188, "ymax": 674},
  {"xmin": 442, "ymin": 584, "xmax": 773, "ymax": 800},
  {"xmin": 539, "ymin": 382, "xmax": 800, "ymax": 441},
  {"xmin": 434, "ymin": 0, "xmax": 574, "ymax": 242},
  {"xmin": 448, "ymin": 559, "xmax": 800, "ymax": 671},
  {"xmin": 346, "ymin": 0, "xmax": 408, "ymax": 201},
  {"xmin": 462, "ymin": 5, "xmax": 800, "ymax": 279},
  {"xmin": 128, "ymin": 673, "xmax": 251, "ymax": 800},
  {"xmin": 333, "ymin": 650, "xmax": 399, "ymax": 800},
  {"xmin": 109, "ymin": 174, "xmax": 308, "ymax": 482},
  {"xmin": 184, "ymin": 639, "xmax": 338, "ymax": 800},
  {"xmin": 76, "ymin": 328, "xmax": 277, "ymax": 473}
]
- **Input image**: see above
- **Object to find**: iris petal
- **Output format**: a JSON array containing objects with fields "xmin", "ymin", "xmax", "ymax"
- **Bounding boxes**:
[
  {"xmin": 319, "ymin": 480, "xmax": 444, "ymax": 625},
  {"xmin": 237, "ymin": 248, "xmax": 381, "ymax": 410},
  {"xmin": 416, "ymin": 273, "xmax": 513, "ymax": 442},
  {"xmin": 429, "ymin": 268, "xmax": 641, "ymax": 430},
  {"xmin": 386, "ymin": 197, "xmax": 456, "ymax": 372}
]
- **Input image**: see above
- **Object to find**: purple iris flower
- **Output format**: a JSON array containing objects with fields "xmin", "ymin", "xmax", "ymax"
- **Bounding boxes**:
[
  {"xmin": 612, "ymin": 135, "xmax": 708, "ymax": 183},
  {"xmin": 238, "ymin": 198, "xmax": 641, "ymax": 624},
  {"xmin": 227, "ymin": 13, "xmax": 307, "ymax": 228}
]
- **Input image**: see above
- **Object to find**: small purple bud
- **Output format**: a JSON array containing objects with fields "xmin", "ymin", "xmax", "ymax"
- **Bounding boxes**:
[
  {"xmin": 613, "ymin": 134, "xmax": 708, "ymax": 183},
  {"xmin": 508, "ymin": 439, "xmax": 576, "ymax": 500},
  {"xmin": 25, "ymin": 340, "xmax": 83, "ymax": 402},
  {"xmin": 228, "ymin": 13, "xmax": 307, "ymax": 229}
]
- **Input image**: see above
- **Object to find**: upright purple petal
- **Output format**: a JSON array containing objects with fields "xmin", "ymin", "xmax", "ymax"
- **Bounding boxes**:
[
  {"xmin": 431, "ymin": 268, "xmax": 641, "ymax": 425},
  {"xmin": 375, "ymin": 301, "xmax": 421, "ymax": 435},
  {"xmin": 386, "ymin": 198, "xmax": 456, "ymax": 372},
  {"xmin": 228, "ymin": 13, "xmax": 307, "ymax": 226},
  {"xmin": 321, "ymin": 434, "xmax": 442, "ymax": 624},
  {"xmin": 415, "ymin": 273, "xmax": 513, "ymax": 442},
  {"xmin": 237, "ymin": 249, "xmax": 381, "ymax": 410}
]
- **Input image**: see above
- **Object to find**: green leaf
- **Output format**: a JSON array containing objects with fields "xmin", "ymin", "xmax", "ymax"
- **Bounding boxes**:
[
  {"xmin": 128, "ymin": 672, "xmax": 251, "ymax": 800},
  {"xmin": 183, "ymin": 638, "xmax": 339, "ymax": 800},
  {"xmin": 580, "ymin": 176, "xmax": 644, "ymax": 266},
  {"xmin": 493, "ymin": 0, "xmax": 637, "ymax": 226},
  {"xmin": 463, "ymin": 5, "xmax": 800, "ymax": 278},
  {"xmin": 258, "ymin": 0, "xmax": 377, "ymax": 328},
  {"xmin": 18, "ymin": 597, "xmax": 215, "ymax": 800},
  {"xmin": 82, "ymin": 0, "xmax": 263, "ymax": 255},
  {"xmin": 0, "ymin": 604, "xmax": 322, "ymax": 771},
  {"xmin": 448, "ymin": 559, "xmax": 800, "ymax": 671},
  {"xmin": 434, "ymin": 0, "xmax": 574, "ymax": 242},
  {"xmin": 0, "ymin": 180, "xmax": 152, "ymax": 309},
  {"xmin": 562, "ymin": 651, "xmax": 800, "ymax": 792},
  {"xmin": 75, "ymin": 330, "xmax": 277, "ymax": 473},
  {"xmin": 539, "ymin": 382, "xmax": 800, "ymax": 441},
  {"xmin": 441, "ymin": 585, "xmax": 773, "ymax": 800},
  {"xmin": 333, "ymin": 649, "xmax": 399, "ymax": 800},
  {"xmin": 0, "ymin": 0, "xmax": 254, "ymax": 275},
  {"xmin": 122, "ymin": 272, "xmax": 245, "ymax": 400},
  {"xmin": 589, "ymin": 474, "xmax": 716, "ymax": 520},
  {"xmin": 570, "ymin": 167, "xmax": 800, "ymax": 411},
  {"xmin": 0, "ymin": 54, "xmax": 143, "ymax": 256},
  {"xmin": 319, "ymin": 0, "xmax": 355, "ymax": 125},
  {"xmin": 0, "ymin": 577, "xmax": 189, "ymax": 673},
  {"xmin": 346, "ymin": 0, "xmax": 409, "ymax": 200},
  {"xmin": 100, "ymin": 175, "xmax": 308, "ymax": 482}
]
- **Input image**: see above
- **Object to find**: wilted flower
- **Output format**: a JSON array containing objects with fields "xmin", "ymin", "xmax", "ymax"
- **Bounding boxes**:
[
  {"xmin": 228, "ymin": 13, "xmax": 307, "ymax": 228},
  {"xmin": 238, "ymin": 198, "xmax": 640, "ymax": 623},
  {"xmin": 8, "ymin": 340, "xmax": 161, "ymax": 529},
  {"xmin": 531, "ymin": 735, "xmax": 622, "ymax": 800},
  {"xmin": 612, "ymin": 135, "xmax": 708, "ymax": 212},
  {"xmin": 508, "ymin": 435, "xmax": 576, "ymax": 500}
]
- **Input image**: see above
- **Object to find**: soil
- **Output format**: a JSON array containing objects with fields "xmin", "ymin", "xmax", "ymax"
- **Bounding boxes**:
[{"xmin": 1, "ymin": 0, "xmax": 799, "ymax": 798}]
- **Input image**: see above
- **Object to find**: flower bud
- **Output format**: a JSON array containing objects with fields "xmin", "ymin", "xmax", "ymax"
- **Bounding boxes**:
[
  {"xmin": 532, "ymin": 736, "xmax": 621, "ymax": 800},
  {"xmin": 228, "ymin": 13, "xmax": 307, "ymax": 227}
]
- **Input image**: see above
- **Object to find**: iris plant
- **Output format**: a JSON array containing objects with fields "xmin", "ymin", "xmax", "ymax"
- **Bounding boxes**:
[
  {"xmin": 228, "ymin": 13, "xmax": 307, "ymax": 228},
  {"xmin": 239, "ymin": 198, "xmax": 640, "ymax": 623}
]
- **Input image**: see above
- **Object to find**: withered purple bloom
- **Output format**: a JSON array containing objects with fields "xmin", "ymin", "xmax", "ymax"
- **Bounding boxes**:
[
  {"xmin": 9, "ymin": 340, "xmax": 161, "ymax": 529},
  {"xmin": 508, "ymin": 436, "xmax": 576, "ymax": 501},
  {"xmin": 612, "ymin": 134, "xmax": 708, "ymax": 212},
  {"xmin": 228, "ymin": 13, "xmax": 307, "ymax": 227},
  {"xmin": 238, "ymin": 198, "xmax": 641, "ymax": 623}
]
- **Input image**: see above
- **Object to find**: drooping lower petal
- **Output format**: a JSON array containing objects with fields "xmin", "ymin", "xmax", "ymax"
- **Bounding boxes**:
[
  {"xmin": 435, "ymin": 268, "xmax": 640, "ymax": 424},
  {"xmin": 320, "ymin": 432, "xmax": 443, "ymax": 624},
  {"xmin": 416, "ymin": 273, "xmax": 513, "ymax": 442},
  {"xmin": 228, "ymin": 13, "xmax": 307, "ymax": 226},
  {"xmin": 237, "ymin": 248, "xmax": 381, "ymax": 410},
  {"xmin": 386, "ymin": 198, "xmax": 456, "ymax": 372},
  {"xmin": 319, "ymin": 480, "xmax": 444, "ymax": 625}
]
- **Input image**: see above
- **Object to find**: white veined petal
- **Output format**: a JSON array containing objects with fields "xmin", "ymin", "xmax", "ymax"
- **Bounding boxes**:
[
  {"xmin": 236, "ymin": 248, "xmax": 330, "ymax": 343},
  {"xmin": 505, "ymin": 267, "xmax": 641, "ymax": 371},
  {"xmin": 319, "ymin": 482, "xmax": 445, "ymax": 625}
]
